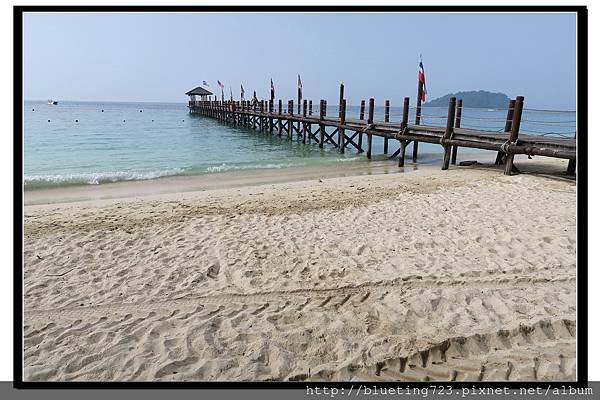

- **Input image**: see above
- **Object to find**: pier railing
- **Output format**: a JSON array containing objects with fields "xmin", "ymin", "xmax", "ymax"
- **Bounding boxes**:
[{"xmin": 187, "ymin": 87, "xmax": 576, "ymax": 176}]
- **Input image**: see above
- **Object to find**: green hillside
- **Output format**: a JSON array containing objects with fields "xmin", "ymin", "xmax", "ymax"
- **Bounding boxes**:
[{"xmin": 424, "ymin": 90, "xmax": 510, "ymax": 108}]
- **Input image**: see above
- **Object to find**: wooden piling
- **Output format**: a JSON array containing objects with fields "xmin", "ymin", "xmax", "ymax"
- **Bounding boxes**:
[
  {"xmin": 366, "ymin": 98, "xmax": 375, "ymax": 159},
  {"xmin": 307, "ymin": 101, "xmax": 313, "ymax": 143},
  {"xmin": 495, "ymin": 99, "xmax": 516, "ymax": 165},
  {"xmin": 302, "ymin": 99, "xmax": 308, "ymax": 144},
  {"xmin": 567, "ymin": 132, "xmax": 576, "ymax": 175},
  {"xmin": 441, "ymin": 97, "xmax": 457, "ymax": 170},
  {"xmin": 288, "ymin": 100, "xmax": 293, "ymax": 139},
  {"xmin": 450, "ymin": 99, "xmax": 462, "ymax": 165},
  {"xmin": 339, "ymin": 99, "xmax": 346, "ymax": 153},
  {"xmin": 383, "ymin": 100, "xmax": 390, "ymax": 154},
  {"xmin": 414, "ymin": 84, "xmax": 424, "ymax": 162},
  {"xmin": 319, "ymin": 100, "xmax": 327, "ymax": 149},
  {"xmin": 269, "ymin": 99, "xmax": 274, "ymax": 133},
  {"xmin": 504, "ymin": 96, "xmax": 524, "ymax": 175},
  {"xmin": 278, "ymin": 99, "xmax": 283, "ymax": 136},
  {"xmin": 259, "ymin": 101, "xmax": 264, "ymax": 131},
  {"xmin": 358, "ymin": 100, "xmax": 366, "ymax": 152},
  {"xmin": 339, "ymin": 83, "xmax": 345, "ymax": 117},
  {"xmin": 567, "ymin": 159, "xmax": 576, "ymax": 175},
  {"xmin": 398, "ymin": 97, "xmax": 410, "ymax": 167}
]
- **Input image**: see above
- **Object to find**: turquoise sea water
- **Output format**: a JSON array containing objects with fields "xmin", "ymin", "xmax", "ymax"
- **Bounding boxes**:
[{"xmin": 24, "ymin": 101, "xmax": 576, "ymax": 189}]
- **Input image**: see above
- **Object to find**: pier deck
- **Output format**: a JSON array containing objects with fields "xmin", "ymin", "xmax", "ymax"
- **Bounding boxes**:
[{"xmin": 187, "ymin": 91, "xmax": 576, "ymax": 176}]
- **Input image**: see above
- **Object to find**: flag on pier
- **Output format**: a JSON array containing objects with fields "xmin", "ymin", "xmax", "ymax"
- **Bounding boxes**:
[
  {"xmin": 217, "ymin": 80, "xmax": 224, "ymax": 101},
  {"xmin": 297, "ymin": 74, "xmax": 303, "ymax": 99},
  {"xmin": 240, "ymin": 84, "xmax": 245, "ymax": 101},
  {"xmin": 418, "ymin": 57, "xmax": 427, "ymax": 102},
  {"xmin": 202, "ymin": 80, "xmax": 209, "ymax": 86},
  {"xmin": 230, "ymin": 87, "xmax": 233, "ymax": 102},
  {"xmin": 270, "ymin": 79, "xmax": 275, "ymax": 101}
]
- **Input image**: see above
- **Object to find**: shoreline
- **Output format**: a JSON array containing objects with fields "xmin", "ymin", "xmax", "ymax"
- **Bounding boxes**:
[{"xmin": 23, "ymin": 151, "xmax": 550, "ymax": 206}]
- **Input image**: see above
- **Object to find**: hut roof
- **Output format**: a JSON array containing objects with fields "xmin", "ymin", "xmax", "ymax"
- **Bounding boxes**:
[{"xmin": 185, "ymin": 86, "xmax": 213, "ymax": 96}]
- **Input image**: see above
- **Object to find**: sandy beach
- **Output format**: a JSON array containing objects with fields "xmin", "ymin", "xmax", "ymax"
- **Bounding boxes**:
[{"xmin": 23, "ymin": 158, "xmax": 577, "ymax": 381}]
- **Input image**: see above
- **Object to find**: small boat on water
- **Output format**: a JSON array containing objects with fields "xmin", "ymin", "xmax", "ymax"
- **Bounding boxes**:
[{"xmin": 47, "ymin": 99, "xmax": 58, "ymax": 105}]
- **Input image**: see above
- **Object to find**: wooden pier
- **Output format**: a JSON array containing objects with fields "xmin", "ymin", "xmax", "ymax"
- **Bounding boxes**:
[{"xmin": 187, "ymin": 85, "xmax": 577, "ymax": 176}]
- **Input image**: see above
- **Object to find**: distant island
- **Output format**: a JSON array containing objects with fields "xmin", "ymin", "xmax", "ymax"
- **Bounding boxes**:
[{"xmin": 424, "ymin": 90, "xmax": 510, "ymax": 108}]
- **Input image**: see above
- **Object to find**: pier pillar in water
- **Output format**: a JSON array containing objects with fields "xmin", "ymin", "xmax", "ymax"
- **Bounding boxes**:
[
  {"xmin": 339, "ymin": 99, "xmax": 346, "ymax": 153},
  {"xmin": 383, "ymin": 100, "xmax": 390, "ymax": 154},
  {"xmin": 319, "ymin": 100, "xmax": 327, "ymax": 149},
  {"xmin": 357, "ymin": 100, "xmax": 365, "ymax": 153},
  {"xmin": 366, "ymin": 98, "xmax": 375, "ymax": 159}
]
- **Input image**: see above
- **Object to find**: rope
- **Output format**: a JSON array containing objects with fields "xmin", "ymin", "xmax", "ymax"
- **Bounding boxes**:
[
  {"xmin": 394, "ymin": 126, "xmax": 408, "ymax": 139},
  {"xmin": 520, "ymin": 128, "xmax": 577, "ymax": 136},
  {"xmin": 520, "ymin": 120, "xmax": 576, "ymax": 126},
  {"xmin": 459, "ymin": 115, "xmax": 509, "ymax": 122},
  {"xmin": 522, "ymin": 131, "xmax": 576, "ymax": 139},
  {"xmin": 362, "ymin": 123, "xmax": 375, "ymax": 132},
  {"xmin": 523, "ymin": 108, "xmax": 575, "ymax": 114},
  {"xmin": 459, "ymin": 122, "xmax": 505, "ymax": 130},
  {"xmin": 500, "ymin": 140, "xmax": 511, "ymax": 153},
  {"xmin": 410, "ymin": 106, "xmax": 508, "ymax": 112}
]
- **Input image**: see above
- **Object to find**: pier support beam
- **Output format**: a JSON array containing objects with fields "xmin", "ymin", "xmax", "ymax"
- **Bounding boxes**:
[
  {"xmin": 504, "ymin": 96, "xmax": 524, "ymax": 175},
  {"xmin": 383, "ymin": 100, "xmax": 390, "ymax": 154},
  {"xmin": 442, "ymin": 97, "xmax": 457, "ymax": 170},
  {"xmin": 450, "ymin": 99, "xmax": 462, "ymax": 165},
  {"xmin": 287, "ymin": 101, "xmax": 293, "ymax": 139},
  {"xmin": 302, "ymin": 100, "xmax": 308, "ymax": 144},
  {"xmin": 398, "ymin": 97, "xmax": 410, "ymax": 167},
  {"xmin": 319, "ymin": 100, "xmax": 327, "ymax": 149},
  {"xmin": 269, "ymin": 100, "xmax": 274, "ymax": 133},
  {"xmin": 496, "ymin": 99, "xmax": 516, "ymax": 165},
  {"xmin": 278, "ymin": 100, "xmax": 283, "ymax": 136},
  {"xmin": 339, "ymin": 99, "xmax": 346, "ymax": 153},
  {"xmin": 567, "ymin": 160, "xmax": 576, "ymax": 176},
  {"xmin": 357, "ymin": 100, "xmax": 365, "ymax": 153},
  {"xmin": 366, "ymin": 98, "xmax": 375, "ymax": 159}
]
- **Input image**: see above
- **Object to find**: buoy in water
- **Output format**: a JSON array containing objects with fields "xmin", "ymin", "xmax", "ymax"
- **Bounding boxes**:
[
  {"xmin": 75, "ymin": 119, "xmax": 79, "ymax": 122},
  {"xmin": 47, "ymin": 119, "xmax": 50, "ymax": 122},
  {"xmin": 101, "ymin": 109, "xmax": 104, "ymax": 112},
  {"xmin": 140, "ymin": 110, "xmax": 143, "ymax": 112},
  {"xmin": 32, "ymin": 109, "xmax": 35, "ymax": 111}
]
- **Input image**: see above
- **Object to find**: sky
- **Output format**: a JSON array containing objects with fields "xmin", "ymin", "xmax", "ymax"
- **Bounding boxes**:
[{"xmin": 23, "ymin": 12, "xmax": 577, "ymax": 109}]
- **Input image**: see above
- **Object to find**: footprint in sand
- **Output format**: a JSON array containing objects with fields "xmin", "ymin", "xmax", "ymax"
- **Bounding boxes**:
[{"xmin": 206, "ymin": 263, "xmax": 220, "ymax": 279}]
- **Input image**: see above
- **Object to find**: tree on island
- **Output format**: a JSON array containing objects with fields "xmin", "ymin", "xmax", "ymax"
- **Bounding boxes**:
[{"xmin": 424, "ymin": 90, "xmax": 510, "ymax": 108}]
